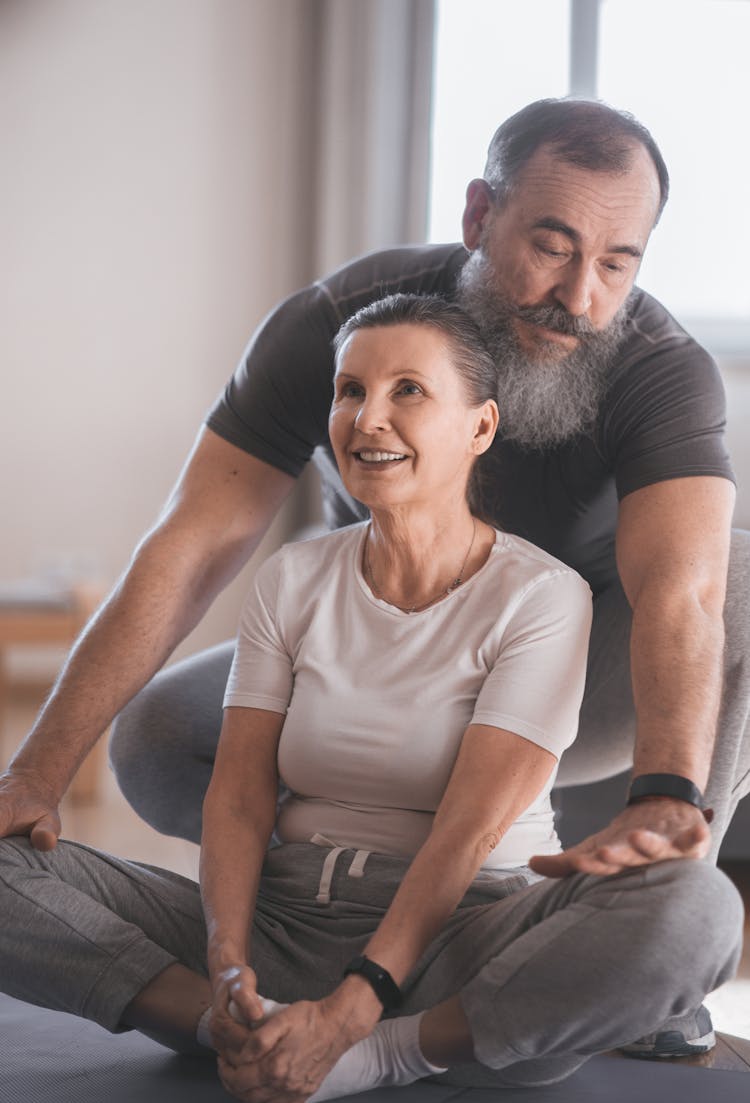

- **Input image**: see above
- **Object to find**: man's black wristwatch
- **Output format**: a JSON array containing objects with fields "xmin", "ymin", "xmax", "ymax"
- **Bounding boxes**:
[
  {"xmin": 343, "ymin": 955, "xmax": 403, "ymax": 1012},
  {"xmin": 627, "ymin": 773, "xmax": 713, "ymax": 823}
]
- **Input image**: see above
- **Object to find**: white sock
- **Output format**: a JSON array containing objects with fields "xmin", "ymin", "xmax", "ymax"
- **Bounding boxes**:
[
  {"xmin": 196, "ymin": 994, "xmax": 287, "ymax": 1049},
  {"xmin": 196, "ymin": 1006, "xmax": 214, "ymax": 1049},
  {"xmin": 229, "ymin": 995, "xmax": 288, "ymax": 1021},
  {"xmin": 202, "ymin": 998, "xmax": 448, "ymax": 1101},
  {"xmin": 309, "ymin": 1013, "xmax": 448, "ymax": 1103}
]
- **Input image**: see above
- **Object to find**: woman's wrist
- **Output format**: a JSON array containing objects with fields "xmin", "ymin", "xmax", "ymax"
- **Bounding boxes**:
[
  {"xmin": 207, "ymin": 942, "xmax": 249, "ymax": 979},
  {"xmin": 326, "ymin": 974, "xmax": 385, "ymax": 1044}
]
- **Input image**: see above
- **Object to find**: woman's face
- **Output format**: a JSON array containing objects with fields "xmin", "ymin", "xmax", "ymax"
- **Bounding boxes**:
[{"xmin": 329, "ymin": 323, "xmax": 496, "ymax": 515}]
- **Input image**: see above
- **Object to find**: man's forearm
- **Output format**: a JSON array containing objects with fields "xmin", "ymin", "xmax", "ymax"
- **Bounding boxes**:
[
  {"xmin": 9, "ymin": 524, "xmax": 252, "ymax": 798},
  {"xmin": 629, "ymin": 590, "xmax": 725, "ymax": 790}
]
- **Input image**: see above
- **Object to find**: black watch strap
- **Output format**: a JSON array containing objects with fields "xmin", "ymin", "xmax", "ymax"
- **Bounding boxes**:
[
  {"xmin": 343, "ymin": 955, "xmax": 403, "ymax": 1012},
  {"xmin": 627, "ymin": 773, "xmax": 713, "ymax": 821}
]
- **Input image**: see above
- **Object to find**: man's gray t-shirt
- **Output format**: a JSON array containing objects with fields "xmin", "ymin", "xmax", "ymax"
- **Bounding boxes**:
[{"xmin": 206, "ymin": 243, "xmax": 734, "ymax": 594}]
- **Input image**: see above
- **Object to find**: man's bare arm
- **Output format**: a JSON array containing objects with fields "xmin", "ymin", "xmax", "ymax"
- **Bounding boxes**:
[
  {"xmin": 0, "ymin": 427, "xmax": 296, "ymax": 848},
  {"xmin": 530, "ymin": 475, "xmax": 735, "ymax": 876}
]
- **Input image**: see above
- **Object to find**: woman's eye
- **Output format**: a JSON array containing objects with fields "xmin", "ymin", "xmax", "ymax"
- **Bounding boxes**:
[
  {"xmin": 339, "ymin": 381, "xmax": 363, "ymax": 398},
  {"xmin": 398, "ymin": 382, "xmax": 422, "ymax": 395}
]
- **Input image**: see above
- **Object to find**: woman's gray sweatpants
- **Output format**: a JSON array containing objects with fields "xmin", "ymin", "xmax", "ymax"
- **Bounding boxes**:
[
  {"xmin": 109, "ymin": 530, "xmax": 750, "ymax": 858},
  {"xmin": 0, "ymin": 837, "xmax": 743, "ymax": 1087}
]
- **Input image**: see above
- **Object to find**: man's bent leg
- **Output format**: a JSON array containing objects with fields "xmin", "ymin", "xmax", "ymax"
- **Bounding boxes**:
[
  {"xmin": 705, "ymin": 528, "xmax": 750, "ymax": 860},
  {"xmin": 557, "ymin": 529, "xmax": 750, "ymax": 861},
  {"xmin": 109, "ymin": 641, "xmax": 234, "ymax": 842},
  {"xmin": 555, "ymin": 576, "xmax": 635, "ymax": 788}
]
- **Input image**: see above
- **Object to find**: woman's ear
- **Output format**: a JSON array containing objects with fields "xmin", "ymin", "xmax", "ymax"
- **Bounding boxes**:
[{"xmin": 473, "ymin": 399, "xmax": 499, "ymax": 454}]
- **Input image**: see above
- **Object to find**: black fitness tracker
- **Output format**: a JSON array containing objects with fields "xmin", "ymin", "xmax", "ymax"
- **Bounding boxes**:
[
  {"xmin": 627, "ymin": 773, "xmax": 713, "ymax": 823},
  {"xmin": 343, "ymin": 954, "xmax": 403, "ymax": 1012}
]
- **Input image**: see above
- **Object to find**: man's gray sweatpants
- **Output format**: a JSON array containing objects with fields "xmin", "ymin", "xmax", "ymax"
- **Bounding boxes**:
[
  {"xmin": 0, "ymin": 837, "xmax": 742, "ymax": 1087},
  {"xmin": 110, "ymin": 530, "xmax": 750, "ymax": 857}
]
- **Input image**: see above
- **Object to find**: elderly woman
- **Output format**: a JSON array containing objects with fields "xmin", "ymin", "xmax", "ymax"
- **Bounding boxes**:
[{"xmin": 0, "ymin": 296, "xmax": 741, "ymax": 1100}]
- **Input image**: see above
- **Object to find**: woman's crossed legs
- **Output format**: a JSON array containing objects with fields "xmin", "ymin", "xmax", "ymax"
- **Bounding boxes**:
[{"xmin": 0, "ymin": 838, "xmax": 742, "ymax": 1093}]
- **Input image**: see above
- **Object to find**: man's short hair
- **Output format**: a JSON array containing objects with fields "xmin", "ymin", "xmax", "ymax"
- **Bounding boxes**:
[{"xmin": 484, "ymin": 98, "xmax": 669, "ymax": 223}]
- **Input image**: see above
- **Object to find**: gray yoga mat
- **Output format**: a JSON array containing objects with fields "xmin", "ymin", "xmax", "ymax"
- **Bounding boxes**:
[{"xmin": 0, "ymin": 993, "xmax": 747, "ymax": 1103}]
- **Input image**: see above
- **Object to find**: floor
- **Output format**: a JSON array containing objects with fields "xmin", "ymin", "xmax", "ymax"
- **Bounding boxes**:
[{"xmin": 2, "ymin": 682, "xmax": 749, "ymax": 1079}]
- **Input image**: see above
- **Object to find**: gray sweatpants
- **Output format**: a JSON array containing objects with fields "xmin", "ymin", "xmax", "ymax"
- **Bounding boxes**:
[
  {"xmin": 110, "ymin": 529, "xmax": 750, "ymax": 857},
  {"xmin": 0, "ymin": 837, "xmax": 742, "ymax": 1087}
]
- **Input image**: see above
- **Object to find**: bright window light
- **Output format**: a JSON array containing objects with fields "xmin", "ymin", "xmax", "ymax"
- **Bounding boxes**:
[
  {"xmin": 598, "ymin": 0, "xmax": 750, "ymax": 322},
  {"xmin": 428, "ymin": 0, "xmax": 570, "ymax": 244}
]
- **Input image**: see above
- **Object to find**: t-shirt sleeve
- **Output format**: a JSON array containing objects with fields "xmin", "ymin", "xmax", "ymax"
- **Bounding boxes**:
[
  {"xmin": 205, "ymin": 283, "xmax": 341, "ymax": 477},
  {"xmin": 471, "ymin": 570, "xmax": 593, "ymax": 758},
  {"xmin": 223, "ymin": 552, "xmax": 294, "ymax": 713},
  {"xmin": 604, "ymin": 305, "xmax": 735, "ymax": 500}
]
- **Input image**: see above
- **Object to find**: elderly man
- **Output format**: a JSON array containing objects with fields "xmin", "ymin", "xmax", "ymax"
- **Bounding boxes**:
[{"xmin": 2, "ymin": 98, "xmax": 747, "ymax": 1060}]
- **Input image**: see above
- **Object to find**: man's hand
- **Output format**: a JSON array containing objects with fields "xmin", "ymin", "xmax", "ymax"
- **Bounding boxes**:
[
  {"xmin": 0, "ymin": 769, "xmax": 61, "ymax": 851},
  {"xmin": 529, "ymin": 798, "xmax": 711, "ymax": 877}
]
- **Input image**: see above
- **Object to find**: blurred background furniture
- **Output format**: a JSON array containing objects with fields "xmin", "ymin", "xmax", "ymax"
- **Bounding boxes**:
[{"xmin": 0, "ymin": 580, "xmax": 104, "ymax": 804}]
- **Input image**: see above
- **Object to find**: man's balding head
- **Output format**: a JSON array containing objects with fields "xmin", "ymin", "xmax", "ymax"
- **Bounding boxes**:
[{"xmin": 483, "ymin": 98, "xmax": 669, "ymax": 225}]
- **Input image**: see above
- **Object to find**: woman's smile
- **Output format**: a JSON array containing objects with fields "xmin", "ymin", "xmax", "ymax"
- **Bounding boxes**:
[{"xmin": 352, "ymin": 449, "xmax": 408, "ymax": 467}]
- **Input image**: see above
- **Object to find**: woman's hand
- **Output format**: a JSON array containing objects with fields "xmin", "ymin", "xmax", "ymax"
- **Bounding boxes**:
[
  {"xmin": 217, "ymin": 981, "xmax": 381, "ymax": 1103},
  {"xmin": 210, "ymin": 963, "xmax": 266, "ymax": 1055}
]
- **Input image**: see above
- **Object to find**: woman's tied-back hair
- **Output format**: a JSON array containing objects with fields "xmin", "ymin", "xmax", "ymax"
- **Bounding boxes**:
[
  {"xmin": 484, "ymin": 98, "xmax": 670, "ymax": 224},
  {"xmin": 332, "ymin": 293, "xmax": 498, "ymax": 518},
  {"xmin": 333, "ymin": 292, "xmax": 497, "ymax": 409}
]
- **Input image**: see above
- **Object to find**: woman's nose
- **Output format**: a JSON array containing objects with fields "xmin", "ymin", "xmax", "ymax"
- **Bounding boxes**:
[{"xmin": 355, "ymin": 396, "xmax": 391, "ymax": 433}]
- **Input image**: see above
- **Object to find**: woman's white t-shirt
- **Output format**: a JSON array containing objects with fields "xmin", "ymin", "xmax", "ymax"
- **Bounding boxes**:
[{"xmin": 224, "ymin": 523, "xmax": 592, "ymax": 869}]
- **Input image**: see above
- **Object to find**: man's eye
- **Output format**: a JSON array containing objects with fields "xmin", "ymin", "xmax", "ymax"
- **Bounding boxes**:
[{"xmin": 600, "ymin": 261, "xmax": 630, "ymax": 281}]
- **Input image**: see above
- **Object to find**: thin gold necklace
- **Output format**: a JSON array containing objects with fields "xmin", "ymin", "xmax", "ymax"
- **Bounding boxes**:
[{"xmin": 364, "ymin": 517, "xmax": 477, "ymax": 614}]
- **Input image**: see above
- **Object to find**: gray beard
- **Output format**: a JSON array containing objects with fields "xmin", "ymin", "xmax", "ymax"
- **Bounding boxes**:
[{"xmin": 456, "ymin": 250, "xmax": 631, "ymax": 449}]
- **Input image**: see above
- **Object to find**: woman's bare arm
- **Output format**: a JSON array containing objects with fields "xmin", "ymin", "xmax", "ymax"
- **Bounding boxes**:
[
  {"xmin": 200, "ymin": 706, "xmax": 284, "ymax": 1027},
  {"xmin": 360, "ymin": 724, "xmax": 556, "ymax": 983}
]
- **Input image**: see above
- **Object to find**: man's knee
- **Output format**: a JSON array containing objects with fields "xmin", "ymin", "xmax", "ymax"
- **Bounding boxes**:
[
  {"xmin": 108, "ymin": 680, "xmax": 165, "ymax": 778},
  {"xmin": 108, "ymin": 641, "xmax": 234, "ymax": 785},
  {"xmin": 725, "ymin": 529, "xmax": 750, "ymax": 643},
  {"xmin": 107, "ymin": 643, "xmax": 233, "ymax": 841}
]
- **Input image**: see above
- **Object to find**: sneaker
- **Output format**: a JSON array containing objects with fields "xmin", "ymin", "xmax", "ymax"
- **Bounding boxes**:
[{"xmin": 620, "ymin": 1005, "xmax": 715, "ymax": 1059}]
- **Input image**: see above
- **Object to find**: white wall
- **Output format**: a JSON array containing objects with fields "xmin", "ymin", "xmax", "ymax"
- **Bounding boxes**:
[{"xmin": 1, "ymin": 0, "xmax": 320, "ymax": 673}]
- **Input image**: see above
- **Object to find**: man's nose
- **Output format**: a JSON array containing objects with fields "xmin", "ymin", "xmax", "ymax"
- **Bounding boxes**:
[{"xmin": 553, "ymin": 261, "xmax": 593, "ymax": 318}]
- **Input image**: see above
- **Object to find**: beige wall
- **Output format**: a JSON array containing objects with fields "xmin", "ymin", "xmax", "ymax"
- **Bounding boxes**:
[
  {"xmin": 2, "ymin": 0, "xmax": 746, "ymax": 688},
  {"xmin": 1, "ymin": 0, "xmax": 321, "ymax": 673}
]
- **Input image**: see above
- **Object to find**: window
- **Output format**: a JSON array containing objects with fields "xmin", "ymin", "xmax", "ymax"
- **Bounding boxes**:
[{"xmin": 429, "ymin": 0, "xmax": 750, "ymax": 353}]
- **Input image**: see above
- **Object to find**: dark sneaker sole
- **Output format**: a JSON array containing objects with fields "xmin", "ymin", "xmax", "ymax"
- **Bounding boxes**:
[{"xmin": 620, "ymin": 1028, "xmax": 716, "ymax": 1060}]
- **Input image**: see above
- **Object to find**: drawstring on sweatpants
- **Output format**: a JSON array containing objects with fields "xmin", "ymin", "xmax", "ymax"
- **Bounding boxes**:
[{"xmin": 310, "ymin": 835, "xmax": 371, "ymax": 903}]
